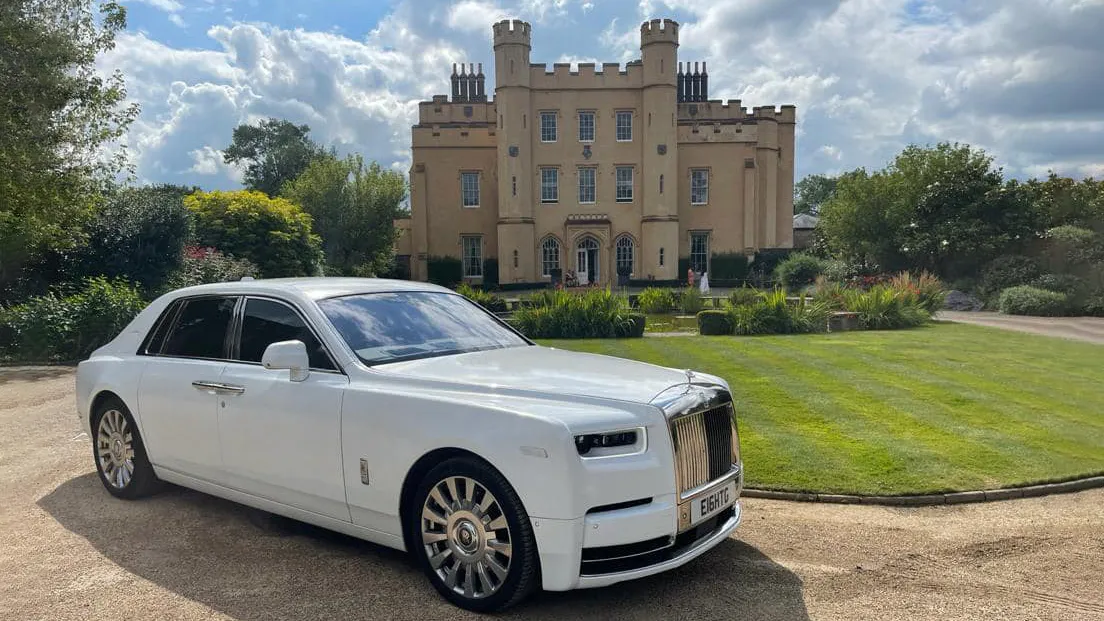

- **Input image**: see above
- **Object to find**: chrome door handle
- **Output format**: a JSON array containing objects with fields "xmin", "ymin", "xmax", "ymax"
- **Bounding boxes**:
[{"xmin": 191, "ymin": 381, "xmax": 246, "ymax": 395}]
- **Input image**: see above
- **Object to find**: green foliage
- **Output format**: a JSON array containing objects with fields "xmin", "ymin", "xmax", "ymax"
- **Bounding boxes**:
[
  {"xmin": 794, "ymin": 174, "xmax": 838, "ymax": 215},
  {"xmin": 283, "ymin": 154, "xmax": 406, "ymax": 276},
  {"xmin": 1082, "ymin": 291, "xmax": 1104, "ymax": 317},
  {"xmin": 1026, "ymin": 174, "xmax": 1104, "ymax": 232},
  {"xmin": 725, "ymin": 289, "xmax": 830, "ymax": 335},
  {"xmin": 774, "ymin": 253, "xmax": 825, "ymax": 291},
  {"xmin": 637, "ymin": 287, "xmax": 678, "ymax": 313},
  {"xmin": 159, "ymin": 247, "xmax": 258, "ymax": 294},
  {"xmin": 708, "ymin": 252, "xmax": 750, "ymax": 280},
  {"xmin": 998, "ymin": 286, "xmax": 1068, "ymax": 317},
  {"xmin": 727, "ymin": 287, "xmax": 762, "ymax": 307},
  {"xmin": 223, "ymin": 118, "xmax": 326, "ymax": 197},
  {"xmin": 978, "ymin": 255, "xmax": 1042, "ymax": 302},
  {"xmin": 455, "ymin": 282, "xmax": 506, "ymax": 313},
  {"xmin": 620, "ymin": 313, "xmax": 646, "ymax": 338},
  {"xmin": 0, "ymin": 0, "xmax": 138, "ymax": 293},
  {"xmin": 842, "ymin": 286, "xmax": 930, "ymax": 329},
  {"xmin": 888, "ymin": 270, "xmax": 948, "ymax": 313},
  {"xmin": 679, "ymin": 286, "xmax": 704, "ymax": 314},
  {"xmin": 0, "ymin": 277, "xmax": 145, "ymax": 361},
  {"xmin": 697, "ymin": 310, "xmax": 732, "ymax": 335},
  {"xmin": 1030, "ymin": 273, "xmax": 1085, "ymax": 297},
  {"xmin": 185, "ymin": 190, "xmax": 322, "ymax": 278},
  {"xmin": 511, "ymin": 288, "xmax": 637, "ymax": 339},
  {"xmin": 811, "ymin": 277, "xmax": 848, "ymax": 310},
  {"xmin": 427, "ymin": 256, "xmax": 463, "ymax": 288}
]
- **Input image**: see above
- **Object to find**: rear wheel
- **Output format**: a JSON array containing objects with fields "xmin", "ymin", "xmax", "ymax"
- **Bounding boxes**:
[
  {"xmin": 92, "ymin": 397, "xmax": 161, "ymax": 499},
  {"xmin": 412, "ymin": 457, "xmax": 539, "ymax": 612}
]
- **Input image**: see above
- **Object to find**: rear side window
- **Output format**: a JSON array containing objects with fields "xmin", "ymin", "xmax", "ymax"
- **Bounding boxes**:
[
  {"xmin": 141, "ymin": 301, "xmax": 182, "ymax": 354},
  {"xmin": 162, "ymin": 297, "xmax": 237, "ymax": 359},
  {"xmin": 236, "ymin": 298, "xmax": 336, "ymax": 371}
]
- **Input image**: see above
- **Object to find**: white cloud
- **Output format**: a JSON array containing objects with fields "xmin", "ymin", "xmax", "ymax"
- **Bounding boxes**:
[
  {"xmin": 818, "ymin": 145, "xmax": 842, "ymax": 161},
  {"xmin": 130, "ymin": 0, "xmax": 184, "ymax": 11},
  {"xmin": 447, "ymin": 1, "xmax": 510, "ymax": 33},
  {"xmin": 168, "ymin": 13, "xmax": 185, "ymax": 28}
]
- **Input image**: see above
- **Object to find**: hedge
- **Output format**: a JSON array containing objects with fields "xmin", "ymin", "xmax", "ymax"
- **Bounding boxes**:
[
  {"xmin": 697, "ymin": 310, "xmax": 732, "ymax": 335},
  {"xmin": 998, "ymin": 285, "xmax": 1068, "ymax": 316}
]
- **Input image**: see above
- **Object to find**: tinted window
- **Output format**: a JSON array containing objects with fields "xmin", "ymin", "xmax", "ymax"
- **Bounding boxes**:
[
  {"xmin": 162, "ymin": 297, "xmax": 236, "ymax": 359},
  {"xmin": 238, "ymin": 298, "xmax": 335, "ymax": 371},
  {"xmin": 318, "ymin": 292, "xmax": 528, "ymax": 365},
  {"xmin": 142, "ymin": 301, "xmax": 182, "ymax": 354}
]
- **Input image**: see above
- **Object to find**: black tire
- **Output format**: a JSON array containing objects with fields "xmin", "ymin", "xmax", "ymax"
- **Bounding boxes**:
[
  {"xmin": 91, "ymin": 396, "xmax": 162, "ymax": 499},
  {"xmin": 411, "ymin": 456, "xmax": 539, "ymax": 612}
]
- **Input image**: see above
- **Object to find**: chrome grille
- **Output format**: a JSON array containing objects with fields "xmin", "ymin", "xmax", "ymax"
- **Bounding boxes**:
[{"xmin": 670, "ymin": 402, "xmax": 738, "ymax": 496}]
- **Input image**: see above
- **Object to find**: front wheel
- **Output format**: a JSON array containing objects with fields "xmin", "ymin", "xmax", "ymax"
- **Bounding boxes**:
[{"xmin": 412, "ymin": 457, "xmax": 539, "ymax": 612}]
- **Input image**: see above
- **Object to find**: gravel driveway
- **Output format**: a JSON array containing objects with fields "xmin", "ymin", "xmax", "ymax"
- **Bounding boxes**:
[
  {"xmin": 3, "ymin": 366, "xmax": 1103, "ymax": 620},
  {"xmin": 939, "ymin": 311, "xmax": 1104, "ymax": 344}
]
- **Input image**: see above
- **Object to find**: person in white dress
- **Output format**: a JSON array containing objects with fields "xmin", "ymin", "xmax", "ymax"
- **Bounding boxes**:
[{"xmin": 699, "ymin": 271, "xmax": 710, "ymax": 294}]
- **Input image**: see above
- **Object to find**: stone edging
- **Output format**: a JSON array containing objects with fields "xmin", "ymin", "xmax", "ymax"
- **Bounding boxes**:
[{"xmin": 742, "ymin": 475, "xmax": 1104, "ymax": 506}]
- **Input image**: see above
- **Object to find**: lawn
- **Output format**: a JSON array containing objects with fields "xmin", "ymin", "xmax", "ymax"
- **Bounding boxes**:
[{"xmin": 542, "ymin": 322, "xmax": 1104, "ymax": 496}]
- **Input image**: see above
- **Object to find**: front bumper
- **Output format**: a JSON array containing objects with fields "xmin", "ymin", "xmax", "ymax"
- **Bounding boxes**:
[{"xmin": 532, "ymin": 470, "xmax": 743, "ymax": 591}]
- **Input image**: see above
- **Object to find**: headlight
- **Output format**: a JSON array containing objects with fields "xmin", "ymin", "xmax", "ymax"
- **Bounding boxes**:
[{"xmin": 574, "ymin": 427, "xmax": 646, "ymax": 457}]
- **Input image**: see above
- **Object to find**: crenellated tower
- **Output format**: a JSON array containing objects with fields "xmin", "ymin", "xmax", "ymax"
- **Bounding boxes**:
[
  {"xmin": 640, "ymin": 18, "xmax": 680, "ymax": 280},
  {"xmin": 493, "ymin": 19, "xmax": 535, "ymax": 283}
]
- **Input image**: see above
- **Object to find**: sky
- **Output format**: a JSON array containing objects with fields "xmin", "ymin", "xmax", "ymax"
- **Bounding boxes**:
[{"xmin": 101, "ymin": 0, "xmax": 1104, "ymax": 190}]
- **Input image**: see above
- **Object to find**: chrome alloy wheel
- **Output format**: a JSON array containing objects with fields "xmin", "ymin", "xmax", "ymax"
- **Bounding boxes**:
[
  {"xmin": 421, "ymin": 476, "xmax": 513, "ymax": 599},
  {"xmin": 97, "ymin": 409, "xmax": 135, "ymax": 489}
]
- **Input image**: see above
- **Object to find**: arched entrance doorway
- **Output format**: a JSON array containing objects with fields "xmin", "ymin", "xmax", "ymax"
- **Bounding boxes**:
[{"xmin": 575, "ymin": 236, "xmax": 599, "ymax": 285}]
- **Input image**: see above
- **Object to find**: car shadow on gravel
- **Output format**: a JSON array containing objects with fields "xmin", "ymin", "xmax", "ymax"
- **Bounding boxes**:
[{"xmin": 39, "ymin": 473, "xmax": 809, "ymax": 621}]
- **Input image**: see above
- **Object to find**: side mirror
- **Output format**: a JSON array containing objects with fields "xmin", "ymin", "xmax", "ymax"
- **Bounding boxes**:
[{"xmin": 261, "ymin": 340, "xmax": 311, "ymax": 382}]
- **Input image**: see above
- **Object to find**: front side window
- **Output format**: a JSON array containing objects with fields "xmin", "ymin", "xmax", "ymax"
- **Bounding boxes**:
[
  {"xmin": 615, "ymin": 236, "xmax": 634, "ymax": 274},
  {"xmin": 690, "ymin": 232, "xmax": 710, "ymax": 274},
  {"xmin": 578, "ymin": 167, "xmax": 596, "ymax": 203},
  {"xmin": 318, "ymin": 292, "xmax": 529, "ymax": 365},
  {"xmin": 540, "ymin": 111, "xmax": 557, "ymax": 142},
  {"xmin": 616, "ymin": 166, "xmax": 634, "ymax": 203},
  {"xmin": 578, "ymin": 111, "xmax": 595, "ymax": 142},
  {"xmin": 541, "ymin": 167, "xmax": 558, "ymax": 203},
  {"xmin": 541, "ymin": 237, "xmax": 560, "ymax": 277},
  {"xmin": 462, "ymin": 235, "xmax": 483, "ymax": 277},
  {"xmin": 237, "ymin": 298, "xmax": 335, "ymax": 370},
  {"xmin": 691, "ymin": 169, "xmax": 709, "ymax": 205},
  {"xmin": 161, "ymin": 296, "xmax": 237, "ymax": 359},
  {"xmin": 615, "ymin": 111, "xmax": 633, "ymax": 141},
  {"xmin": 461, "ymin": 172, "xmax": 480, "ymax": 208}
]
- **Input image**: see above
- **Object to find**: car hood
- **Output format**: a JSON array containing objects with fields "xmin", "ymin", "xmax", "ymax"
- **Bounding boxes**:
[{"xmin": 376, "ymin": 345, "xmax": 694, "ymax": 404}]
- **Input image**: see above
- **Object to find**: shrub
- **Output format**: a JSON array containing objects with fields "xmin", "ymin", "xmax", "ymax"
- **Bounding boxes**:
[
  {"xmin": 842, "ymin": 286, "xmax": 929, "ymax": 329},
  {"xmin": 186, "ymin": 190, "xmax": 323, "ymax": 277},
  {"xmin": 618, "ymin": 313, "xmax": 647, "ymax": 337},
  {"xmin": 998, "ymin": 286, "xmax": 1068, "ymax": 316},
  {"xmin": 1082, "ymin": 291, "xmax": 1104, "ymax": 317},
  {"xmin": 160, "ymin": 246, "xmax": 259, "ymax": 294},
  {"xmin": 456, "ymin": 282, "xmax": 506, "ymax": 313},
  {"xmin": 709, "ymin": 253, "xmax": 749, "ymax": 281},
  {"xmin": 1030, "ymin": 273, "xmax": 1085, "ymax": 297},
  {"xmin": 773, "ymin": 253, "xmax": 825, "ymax": 291},
  {"xmin": 812, "ymin": 276, "xmax": 847, "ymax": 310},
  {"xmin": 697, "ymin": 310, "xmax": 733, "ymax": 335},
  {"xmin": 426, "ymin": 256, "xmax": 463, "ymax": 288},
  {"xmin": 726, "ymin": 289, "xmax": 829, "ymax": 335},
  {"xmin": 511, "ymin": 288, "xmax": 638, "ymax": 338},
  {"xmin": 749, "ymin": 249, "xmax": 793, "ymax": 286},
  {"xmin": 727, "ymin": 287, "xmax": 762, "ymax": 307},
  {"xmin": 637, "ymin": 287, "xmax": 678, "ymax": 313},
  {"xmin": 679, "ymin": 286, "xmax": 704, "ymax": 314},
  {"xmin": 979, "ymin": 255, "xmax": 1041, "ymax": 301},
  {"xmin": 0, "ymin": 277, "xmax": 146, "ymax": 361},
  {"xmin": 889, "ymin": 270, "xmax": 947, "ymax": 313}
]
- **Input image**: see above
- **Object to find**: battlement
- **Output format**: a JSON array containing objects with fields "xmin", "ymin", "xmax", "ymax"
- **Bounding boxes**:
[
  {"xmin": 493, "ymin": 19, "xmax": 531, "ymax": 47},
  {"xmin": 527, "ymin": 61, "xmax": 644, "ymax": 89},
  {"xmin": 640, "ymin": 18, "xmax": 678, "ymax": 45},
  {"xmin": 678, "ymin": 100, "xmax": 796, "ymax": 122}
]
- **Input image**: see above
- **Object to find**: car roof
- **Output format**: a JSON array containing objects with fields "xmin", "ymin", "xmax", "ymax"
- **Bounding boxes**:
[{"xmin": 165, "ymin": 277, "xmax": 452, "ymax": 302}]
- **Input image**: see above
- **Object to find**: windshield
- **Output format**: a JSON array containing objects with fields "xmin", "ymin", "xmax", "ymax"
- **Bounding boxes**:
[{"xmin": 317, "ymin": 291, "xmax": 529, "ymax": 365}]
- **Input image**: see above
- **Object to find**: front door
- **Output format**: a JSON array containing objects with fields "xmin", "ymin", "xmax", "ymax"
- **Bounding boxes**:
[
  {"xmin": 217, "ymin": 297, "xmax": 351, "ymax": 522},
  {"xmin": 576, "ymin": 246, "xmax": 589, "ymax": 285},
  {"xmin": 577, "ymin": 237, "xmax": 599, "ymax": 284}
]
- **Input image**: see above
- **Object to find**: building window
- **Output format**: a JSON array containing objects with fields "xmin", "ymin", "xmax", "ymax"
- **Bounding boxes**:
[
  {"xmin": 540, "ymin": 111, "xmax": 557, "ymax": 142},
  {"xmin": 461, "ymin": 172, "xmax": 479, "ymax": 208},
  {"xmin": 660, "ymin": 174, "xmax": 664, "ymax": 194},
  {"xmin": 578, "ymin": 111, "xmax": 595, "ymax": 142},
  {"xmin": 513, "ymin": 249, "xmax": 519, "ymax": 268},
  {"xmin": 540, "ymin": 167, "xmax": 558, "ymax": 203},
  {"xmin": 615, "ymin": 111, "xmax": 633, "ymax": 141},
  {"xmin": 659, "ymin": 247, "xmax": 665, "ymax": 267},
  {"xmin": 541, "ymin": 237, "xmax": 560, "ymax": 277},
  {"xmin": 512, "ymin": 176, "xmax": 516, "ymax": 196},
  {"xmin": 615, "ymin": 236, "xmax": 634, "ymax": 275},
  {"xmin": 578, "ymin": 167, "xmax": 596, "ymax": 204},
  {"xmin": 691, "ymin": 169, "xmax": 709, "ymax": 205},
  {"xmin": 615, "ymin": 166, "xmax": 633, "ymax": 203},
  {"xmin": 462, "ymin": 236, "xmax": 483, "ymax": 278},
  {"xmin": 690, "ymin": 232, "xmax": 709, "ymax": 274}
]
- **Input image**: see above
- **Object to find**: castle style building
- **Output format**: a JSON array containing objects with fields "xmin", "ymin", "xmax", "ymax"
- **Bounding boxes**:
[{"xmin": 398, "ymin": 18, "xmax": 796, "ymax": 286}]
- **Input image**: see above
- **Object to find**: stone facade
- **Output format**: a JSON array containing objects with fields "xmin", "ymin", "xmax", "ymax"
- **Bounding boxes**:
[{"xmin": 404, "ymin": 18, "xmax": 796, "ymax": 286}]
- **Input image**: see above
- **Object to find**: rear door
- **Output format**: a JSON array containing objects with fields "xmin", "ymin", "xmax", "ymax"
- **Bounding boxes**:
[
  {"xmin": 216, "ymin": 296, "xmax": 351, "ymax": 521},
  {"xmin": 137, "ymin": 295, "xmax": 237, "ymax": 483}
]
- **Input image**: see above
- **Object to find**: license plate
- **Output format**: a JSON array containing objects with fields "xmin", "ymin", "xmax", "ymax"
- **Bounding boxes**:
[{"xmin": 690, "ymin": 480, "xmax": 737, "ymax": 528}]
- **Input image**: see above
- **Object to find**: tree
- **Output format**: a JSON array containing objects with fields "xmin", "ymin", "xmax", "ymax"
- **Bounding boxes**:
[
  {"xmin": 1025, "ymin": 174, "xmax": 1104, "ymax": 232},
  {"xmin": 283, "ymin": 154, "xmax": 407, "ymax": 276},
  {"xmin": 222, "ymin": 118, "xmax": 326, "ymax": 197},
  {"xmin": 794, "ymin": 174, "xmax": 837, "ymax": 215},
  {"xmin": 0, "ymin": 0, "xmax": 138, "ymax": 296},
  {"xmin": 185, "ymin": 190, "xmax": 323, "ymax": 278}
]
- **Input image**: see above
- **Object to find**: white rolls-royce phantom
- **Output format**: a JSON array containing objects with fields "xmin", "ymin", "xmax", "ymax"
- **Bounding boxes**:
[{"xmin": 76, "ymin": 278, "xmax": 743, "ymax": 611}]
